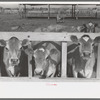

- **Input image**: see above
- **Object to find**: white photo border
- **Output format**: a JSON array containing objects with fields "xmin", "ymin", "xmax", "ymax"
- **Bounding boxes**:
[{"xmin": 0, "ymin": 1, "xmax": 100, "ymax": 98}]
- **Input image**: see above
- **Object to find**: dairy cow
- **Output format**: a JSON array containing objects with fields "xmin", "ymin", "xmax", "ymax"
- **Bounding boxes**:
[
  {"xmin": 0, "ymin": 37, "xmax": 31, "ymax": 77},
  {"xmin": 32, "ymin": 41, "xmax": 61, "ymax": 79},
  {"xmin": 67, "ymin": 35, "xmax": 100, "ymax": 78},
  {"xmin": 78, "ymin": 22, "xmax": 98, "ymax": 33}
]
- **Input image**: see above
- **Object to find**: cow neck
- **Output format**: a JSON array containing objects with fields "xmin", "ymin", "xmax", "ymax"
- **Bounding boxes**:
[
  {"xmin": 80, "ymin": 52, "xmax": 95, "ymax": 78},
  {"xmin": 75, "ymin": 47, "xmax": 95, "ymax": 72},
  {"xmin": 74, "ymin": 46, "xmax": 83, "ymax": 68},
  {"xmin": 85, "ymin": 52, "xmax": 95, "ymax": 70},
  {"xmin": 72, "ymin": 46, "xmax": 89, "ymax": 71}
]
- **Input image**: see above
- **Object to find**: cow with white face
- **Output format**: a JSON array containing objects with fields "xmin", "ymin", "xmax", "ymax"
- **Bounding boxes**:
[
  {"xmin": 86, "ymin": 22, "xmax": 97, "ymax": 33},
  {"xmin": 32, "ymin": 42, "xmax": 61, "ymax": 79},
  {"xmin": 77, "ymin": 22, "xmax": 98, "ymax": 33},
  {"xmin": 0, "ymin": 37, "xmax": 30, "ymax": 77},
  {"xmin": 67, "ymin": 35, "xmax": 100, "ymax": 78}
]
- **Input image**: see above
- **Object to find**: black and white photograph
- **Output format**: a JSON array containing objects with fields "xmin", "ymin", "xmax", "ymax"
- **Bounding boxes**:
[{"xmin": 0, "ymin": 1, "xmax": 100, "ymax": 98}]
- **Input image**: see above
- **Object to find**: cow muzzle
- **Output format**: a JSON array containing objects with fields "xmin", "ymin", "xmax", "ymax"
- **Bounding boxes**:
[
  {"xmin": 10, "ymin": 58, "xmax": 19, "ymax": 65},
  {"xmin": 82, "ymin": 51, "xmax": 92, "ymax": 59},
  {"xmin": 34, "ymin": 68, "xmax": 43, "ymax": 76}
]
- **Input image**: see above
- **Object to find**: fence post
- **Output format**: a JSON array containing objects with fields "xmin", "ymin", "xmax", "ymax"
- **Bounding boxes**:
[
  {"xmin": 72, "ymin": 5, "xmax": 73, "ymax": 18},
  {"xmin": 28, "ymin": 44, "xmax": 32, "ymax": 79},
  {"xmin": 23, "ymin": 4, "xmax": 27, "ymax": 18},
  {"xmin": 96, "ymin": 43, "xmax": 100, "ymax": 79},
  {"xmin": 61, "ymin": 42, "xmax": 67, "ymax": 78},
  {"xmin": 48, "ymin": 4, "xmax": 50, "ymax": 19}
]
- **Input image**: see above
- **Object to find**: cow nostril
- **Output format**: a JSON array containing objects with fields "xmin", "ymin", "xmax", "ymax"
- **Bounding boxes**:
[
  {"xmin": 40, "ymin": 70, "xmax": 42, "ymax": 75},
  {"xmin": 16, "ymin": 59, "xmax": 18, "ymax": 62},
  {"xmin": 11, "ymin": 59, "xmax": 13, "ymax": 62},
  {"xmin": 11, "ymin": 59, "xmax": 19, "ymax": 63},
  {"xmin": 83, "ymin": 52, "xmax": 91, "ymax": 57}
]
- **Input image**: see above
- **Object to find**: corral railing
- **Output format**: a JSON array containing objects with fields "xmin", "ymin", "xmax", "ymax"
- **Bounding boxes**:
[
  {"xmin": 26, "ymin": 9, "xmax": 98, "ymax": 18},
  {"xmin": 19, "ymin": 4, "xmax": 100, "ymax": 19},
  {"xmin": 0, "ymin": 32, "xmax": 100, "ymax": 81}
]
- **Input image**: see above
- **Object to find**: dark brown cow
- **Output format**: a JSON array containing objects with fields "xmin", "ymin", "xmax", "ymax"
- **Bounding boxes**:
[
  {"xmin": 67, "ymin": 35, "xmax": 100, "ymax": 78},
  {"xmin": 0, "ymin": 37, "xmax": 30, "ymax": 77}
]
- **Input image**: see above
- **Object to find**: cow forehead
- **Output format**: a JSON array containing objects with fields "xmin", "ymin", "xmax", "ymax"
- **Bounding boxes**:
[
  {"xmin": 35, "ymin": 49, "xmax": 46, "ymax": 57},
  {"xmin": 80, "ymin": 35, "xmax": 93, "ymax": 43},
  {"xmin": 88, "ymin": 22, "xmax": 93, "ymax": 26},
  {"xmin": 82, "ymin": 37, "xmax": 89, "ymax": 42},
  {"xmin": 39, "ymin": 48, "xmax": 45, "ymax": 52},
  {"xmin": 7, "ymin": 37, "xmax": 21, "ymax": 50}
]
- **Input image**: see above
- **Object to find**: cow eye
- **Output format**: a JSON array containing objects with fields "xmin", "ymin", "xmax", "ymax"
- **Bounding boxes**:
[
  {"xmin": 5, "ymin": 47, "xmax": 9, "ymax": 51},
  {"xmin": 22, "ymin": 45, "xmax": 28, "ymax": 50},
  {"xmin": 78, "ymin": 43, "xmax": 81, "ymax": 45},
  {"xmin": 20, "ymin": 47, "xmax": 23, "ymax": 50},
  {"xmin": 92, "ymin": 43, "xmax": 94, "ymax": 46}
]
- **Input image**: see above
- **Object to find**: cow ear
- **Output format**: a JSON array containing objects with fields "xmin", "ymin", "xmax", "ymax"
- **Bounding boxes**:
[
  {"xmin": 31, "ymin": 41, "xmax": 36, "ymax": 48},
  {"xmin": 33, "ymin": 49, "xmax": 37, "ymax": 58},
  {"xmin": 94, "ymin": 36, "xmax": 100, "ymax": 45},
  {"xmin": 70, "ymin": 35, "xmax": 78, "ymax": 43},
  {"xmin": 22, "ymin": 39, "xmax": 30, "ymax": 46},
  {"xmin": 0, "ymin": 39, "xmax": 6, "ymax": 46},
  {"xmin": 50, "ymin": 49, "xmax": 58, "ymax": 55}
]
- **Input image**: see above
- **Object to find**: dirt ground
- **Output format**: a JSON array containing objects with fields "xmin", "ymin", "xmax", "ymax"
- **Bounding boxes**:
[{"xmin": 0, "ymin": 13, "xmax": 100, "ymax": 32}]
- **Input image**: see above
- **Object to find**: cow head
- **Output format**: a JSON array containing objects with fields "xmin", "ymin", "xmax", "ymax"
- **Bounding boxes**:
[
  {"xmin": 0, "ymin": 37, "xmax": 30, "ymax": 76},
  {"xmin": 86, "ymin": 22, "xmax": 96, "ymax": 33},
  {"xmin": 33, "ymin": 46, "xmax": 50, "ymax": 76},
  {"xmin": 70, "ymin": 35, "xmax": 100, "ymax": 60},
  {"xmin": 78, "ymin": 22, "xmax": 98, "ymax": 33}
]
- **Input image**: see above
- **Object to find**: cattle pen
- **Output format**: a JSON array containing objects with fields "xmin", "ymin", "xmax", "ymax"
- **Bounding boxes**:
[{"xmin": 0, "ymin": 32, "xmax": 100, "ymax": 82}]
